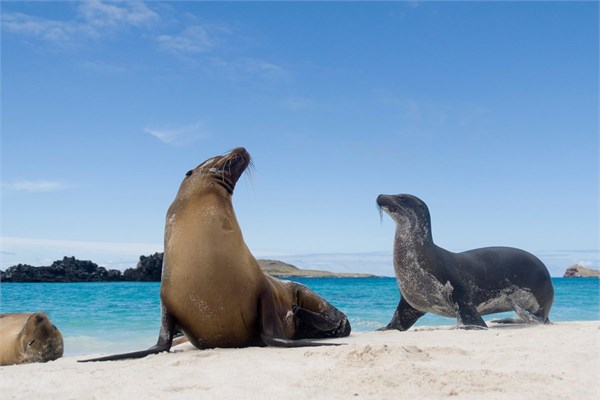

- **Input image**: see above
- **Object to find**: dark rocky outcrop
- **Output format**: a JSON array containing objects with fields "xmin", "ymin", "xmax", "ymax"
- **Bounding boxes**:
[
  {"xmin": 563, "ymin": 264, "xmax": 600, "ymax": 278},
  {"xmin": 122, "ymin": 252, "xmax": 163, "ymax": 281},
  {"xmin": 0, "ymin": 257, "xmax": 123, "ymax": 283},
  {"xmin": 0, "ymin": 254, "xmax": 163, "ymax": 283}
]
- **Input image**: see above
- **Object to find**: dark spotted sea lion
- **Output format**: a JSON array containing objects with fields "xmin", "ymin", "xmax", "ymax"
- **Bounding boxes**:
[
  {"xmin": 0, "ymin": 312, "xmax": 64, "ymax": 365},
  {"xmin": 377, "ymin": 194, "xmax": 554, "ymax": 330},
  {"xmin": 81, "ymin": 147, "xmax": 350, "ymax": 362}
]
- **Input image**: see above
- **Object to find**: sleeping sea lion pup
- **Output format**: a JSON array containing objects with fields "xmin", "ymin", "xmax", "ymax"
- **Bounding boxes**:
[
  {"xmin": 377, "ymin": 194, "xmax": 554, "ymax": 330},
  {"xmin": 0, "ymin": 312, "xmax": 64, "ymax": 366},
  {"xmin": 81, "ymin": 147, "xmax": 350, "ymax": 362}
]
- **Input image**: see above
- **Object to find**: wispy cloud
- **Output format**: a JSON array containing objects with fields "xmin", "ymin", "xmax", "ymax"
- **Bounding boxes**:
[
  {"xmin": 234, "ymin": 58, "xmax": 287, "ymax": 79},
  {"xmin": 1, "ymin": 1, "xmax": 159, "ymax": 45},
  {"xmin": 1, "ymin": 12, "xmax": 96, "ymax": 44},
  {"xmin": 77, "ymin": 0, "xmax": 159, "ymax": 28},
  {"xmin": 3, "ymin": 3, "xmax": 290, "ymax": 84},
  {"xmin": 209, "ymin": 57, "xmax": 288, "ymax": 82},
  {"xmin": 144, "ymin": 121, "xmax": 208, "ymax": 145},
  {"xmin": 78, "ymin": 60, "xmax": 128, "ymax": 75},
  {"xmin": 3, "ymin": 180, "xmax": 67, "ymax": 193},
  {"xmin": 157, "ymin": 25, "xmax": 216, "ymax": 54}
]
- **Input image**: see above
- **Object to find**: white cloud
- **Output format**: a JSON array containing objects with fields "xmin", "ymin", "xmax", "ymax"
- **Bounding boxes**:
[
  {"xmin": 2, "ymin": 1, "xmax": 159, "ymax": 45},
  {"xmin": 157, "ymin": 25, "xmax": 215, "ymax": 54},
  {"xmin": 4, "ymin": 180, "xmax": 67, "ymax": 192},
  {"xmin": 77, "ymin": 0, "xmax": 159, "ymax": 28},
  {"xmin": 234, "ymin": 58, "xmax": 287, "ymax": 79},
  {"xmin": 79, "ymin": 60, "xmax": 128, "ymax": 75},
  {"xmin": 144, "ymin": 121, "xmax": 208, "ymax": 145},
  {"xmin": 209, "ymin": 57, "xmax": 288, "ymax": 82},
  {"xmin": 1, "ymin": 12, "xmax": 96, "ymax": 44}
]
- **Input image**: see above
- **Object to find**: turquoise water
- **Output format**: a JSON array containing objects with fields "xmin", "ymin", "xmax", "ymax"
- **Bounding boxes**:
[{"xmin": 1, "ymin": 278, "xmax": 598, "ymax": 356}]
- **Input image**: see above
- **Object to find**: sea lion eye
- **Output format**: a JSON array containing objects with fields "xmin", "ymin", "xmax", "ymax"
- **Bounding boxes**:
[
  {"xmin": 185, "ymin": 170, "xmax": 193, "ymax": 177},
  {"xmin": 28, "ymin": 340, "xmax": 36, "ymax": 347}
]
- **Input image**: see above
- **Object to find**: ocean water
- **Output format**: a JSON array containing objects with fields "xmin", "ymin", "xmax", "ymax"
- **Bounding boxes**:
[{"xmin": 1, "ymin": 278, "xmax": 598, "ymax": 356}]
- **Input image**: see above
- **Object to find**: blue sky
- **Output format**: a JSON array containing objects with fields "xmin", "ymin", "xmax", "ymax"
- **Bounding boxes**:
[{"xmin": 1, "ymin": 1, "xmax": 598, "ymax": 277}]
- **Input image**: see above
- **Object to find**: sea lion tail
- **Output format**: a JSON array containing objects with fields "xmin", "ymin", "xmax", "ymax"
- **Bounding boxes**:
[
  {"xmin": 78, "ymin": 344, "xmax": 170, "ymax": 363},
  {"xmin": 260, "ymin": 334, "xmax": 345, "ymax": 348}
]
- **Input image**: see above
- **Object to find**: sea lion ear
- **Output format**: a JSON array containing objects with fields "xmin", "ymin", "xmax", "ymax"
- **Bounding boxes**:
[{"xmin": 25, "ymin": 313, "xmax": 43, "ymax": 327}]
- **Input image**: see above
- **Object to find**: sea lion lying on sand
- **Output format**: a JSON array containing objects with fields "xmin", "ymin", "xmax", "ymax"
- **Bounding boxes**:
[{"xmin": 0, "ymin": 312, "xmax": 64, "ymax": 365}]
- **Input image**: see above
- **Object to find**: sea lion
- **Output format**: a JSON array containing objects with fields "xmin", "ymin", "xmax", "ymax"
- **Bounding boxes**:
[
  {"xmin": 377, "ymin": 194, "xmax": 554, "ymax": 330},
  {"xmin": 0, "ymin": 312, "xmax": 64, "ymax": 366},
  {"xmin": 81, "ymin": 147, "xmax": 350, "ymax": 362}
]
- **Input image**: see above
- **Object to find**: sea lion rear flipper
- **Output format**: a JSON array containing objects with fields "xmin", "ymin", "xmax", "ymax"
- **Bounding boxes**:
[
  {"xmin": 259, "ymin": 334, "xmax": 343, "ymax": 347},
  {"xmin": 258, "ymin": 290, "xmax": 343, "ymax": 348},
  {"xmin": 291, "ymin": 305, "xmax": 339, "ymax": 331},
  {"xmin": 78, "ymin": 303, "xmax": 176, "ymax": 362},
  {"xmin": 491, "ymin": 317, "xmax": 524, "ymax": 324}
]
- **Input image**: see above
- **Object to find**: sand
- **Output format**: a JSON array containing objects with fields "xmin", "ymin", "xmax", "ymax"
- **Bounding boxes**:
[{"xmin": 1, "ymin": 321, "xmax": 598, "ymax": 400}]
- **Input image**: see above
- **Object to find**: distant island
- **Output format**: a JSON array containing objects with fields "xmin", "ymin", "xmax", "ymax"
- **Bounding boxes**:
[
  {"xmin": 257, "ymin": 259, "xmax": 375, "ymax": 278},
  {"xmin": 563, "ymin": 264, "xmax": 600, "ymax": 278},
  {"xmin": 0, "ymin": 254, "xmax": 375, "ymax": 283}
]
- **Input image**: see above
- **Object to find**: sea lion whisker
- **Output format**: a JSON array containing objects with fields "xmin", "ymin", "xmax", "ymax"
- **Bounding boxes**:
[{"xmin": 376, "ymin": 203, "xmax": 383, "ymax": 224}]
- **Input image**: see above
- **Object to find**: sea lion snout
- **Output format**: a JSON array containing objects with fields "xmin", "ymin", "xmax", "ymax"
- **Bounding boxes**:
[
  {"xmin": 376, "ymin": 194, "xmax": 395, "ymax": 210},
  {"xmin": 376, "ymin": 194, "xmax": 407, "ymax": 215},
  {"xmin": 180, "ymin": 147, "xmax": 252, "ymax": 196},
  {"xmin": 224, "ymin": 147, "xmax": 251, "ymax": 180},
  {"xmin": 199, "ymin": 147, "xmax": 250, "ymax": 180},
  {"xmin": 377, "ymin": 194, "xmax": 428, "ymax": 216}
]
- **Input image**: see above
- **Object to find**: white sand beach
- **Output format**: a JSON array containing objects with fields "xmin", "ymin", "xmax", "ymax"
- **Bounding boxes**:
[{"xmin": 1, "ymin": 321, "xmax": 598, "ymax": 400}]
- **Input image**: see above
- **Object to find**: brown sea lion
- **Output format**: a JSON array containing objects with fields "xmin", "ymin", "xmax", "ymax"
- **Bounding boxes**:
[
  {"xmin": 81, "ymin": 147, "xmax": 350, "ymax": 362},
  {"xmin": 0, "ymin": 312, "xmax": 64, "ymax": 366}
]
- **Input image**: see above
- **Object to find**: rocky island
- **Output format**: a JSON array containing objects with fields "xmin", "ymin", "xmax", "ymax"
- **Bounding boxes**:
[
  {"xmin": 563, "ymin": 264, "xmax": 600, "ymax": 278},
  {"xmin": 0, "ymin": 254, "xmax": 375, "ymax": 282}
]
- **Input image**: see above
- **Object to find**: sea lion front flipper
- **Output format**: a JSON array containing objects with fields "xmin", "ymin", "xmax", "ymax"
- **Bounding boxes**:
[
  {"xmin": 378, "ymin": 297, "xmax": 426, "ymax": 331},
  {"xmin": 78, "ymin": 303, "xmax": 177, "ymax": 362},
  {"xmin": 456, "ymin": 301, "xmax": 487, "ymax": 330}
]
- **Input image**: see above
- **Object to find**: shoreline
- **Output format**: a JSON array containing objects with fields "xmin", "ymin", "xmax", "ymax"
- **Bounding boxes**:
[{"xmin": 1, "ymin": 321, "xmax": 598, "ymax": 399}]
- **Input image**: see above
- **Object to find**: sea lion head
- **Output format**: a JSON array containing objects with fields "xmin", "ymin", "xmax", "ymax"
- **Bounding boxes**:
[
  {"xmin": 377, "ymin": 194, "xmax": 432, "ymax": 242},
  {"xmin": 178, "ymin": 147, "xmax": 251, "ymax": 197},
  {"xmin": 19, "ymin": 313, "xmax": 64, "ymax": 364}
]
